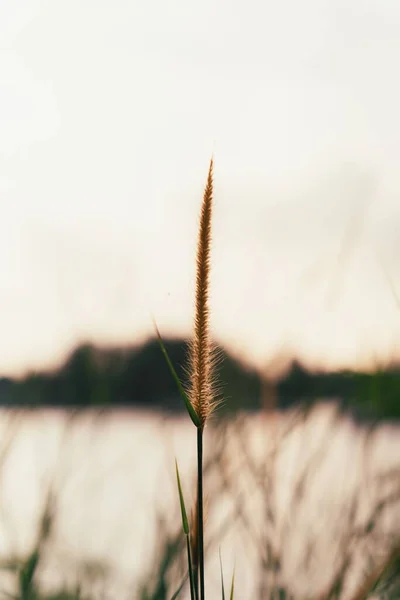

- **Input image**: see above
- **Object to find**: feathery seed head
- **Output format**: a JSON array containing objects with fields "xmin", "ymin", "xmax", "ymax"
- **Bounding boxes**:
[{"xmin": 188, "ymin": 158, "xmax": 218, "ymax": 428}]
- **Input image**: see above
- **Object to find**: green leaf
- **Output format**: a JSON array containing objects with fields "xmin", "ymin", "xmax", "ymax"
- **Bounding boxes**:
[
  {"xmin": 175, "ymin": 461, "xmax": 196, "ymax": 600},
  {"xmin": 20, "ymin": 550, "xmax": 39, "ymax": 597},
  {"xmin": 175, "ymin": 460, "xmax": 189, "ymax": 535},
  {"xmin": 153, "ymin": 320, "xmax": 201, "ymax": 428},
  {"xmin": 229, "ymin": 567, "xmax": 235, "ymax": 600},
  {"xmin": 219, "ymin": 548, "xmax": 225, "ymax": 600}
]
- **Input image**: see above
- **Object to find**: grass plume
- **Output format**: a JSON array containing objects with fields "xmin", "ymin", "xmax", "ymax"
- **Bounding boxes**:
[
  {"xmin": 154, "ymin": 157, "xmax": 218, "ymax": 599},
  {"xmin": 191, "ymin": 157, "xmax": 217, "ymax": 600},
  {"xmin": 188, "ymin": 157, "xmax": 217, "ymax": 428}
]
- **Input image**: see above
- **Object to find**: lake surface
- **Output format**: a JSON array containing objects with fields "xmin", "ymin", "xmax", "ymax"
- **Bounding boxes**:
[{"xmin": 0, "ymin": 404, "xmax": 399, "ymax": 599}]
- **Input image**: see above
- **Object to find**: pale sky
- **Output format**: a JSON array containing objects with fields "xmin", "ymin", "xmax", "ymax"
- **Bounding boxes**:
[{"xmin": 1, "ymin": 0, "xmax": 400, "ymax": 377}]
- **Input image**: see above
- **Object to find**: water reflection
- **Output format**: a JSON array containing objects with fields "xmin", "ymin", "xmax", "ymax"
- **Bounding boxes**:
[{"xmin": 0, "ymin": 405, "xmax": 398, "ymax": 599}]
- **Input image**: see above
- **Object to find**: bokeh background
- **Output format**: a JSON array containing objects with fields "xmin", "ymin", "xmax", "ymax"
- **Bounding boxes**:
[
  {"xmin": 2, "ymin": 0, "xmax": 400, "ymax": 377},
  {"xmin": 1, "ymin": 1, "xmax": 400, "ymax": 599}
]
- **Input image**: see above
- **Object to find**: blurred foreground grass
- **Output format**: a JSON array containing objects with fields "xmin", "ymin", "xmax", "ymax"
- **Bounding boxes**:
[{"xmin": 0, "ymin": 404, "xmax": 399, "ymax": 600}]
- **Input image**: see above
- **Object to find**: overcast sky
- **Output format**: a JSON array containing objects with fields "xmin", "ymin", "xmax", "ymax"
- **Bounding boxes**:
[{"xmin": 1, "ymin": 0, "xmax": 400, "ymax": 376}]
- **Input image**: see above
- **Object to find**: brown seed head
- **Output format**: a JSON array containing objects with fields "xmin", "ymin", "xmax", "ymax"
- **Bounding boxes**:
[{"xmin": 188, "ymin": 158, "xmax": 218, "ymax": 428}]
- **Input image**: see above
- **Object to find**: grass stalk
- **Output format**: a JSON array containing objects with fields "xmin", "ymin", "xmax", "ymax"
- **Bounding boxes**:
[
  {"xmin": 186, "ymin": 537, "xmax": 196, "ymax": 600},
  {"xmin": 156, "ymin": 157, "xmax": 217, "ymax": 600},
  {"xmin": 197, "ymin": 427, "xmax": 205, "ymax": 600},
  {"xmin": 219, "ymin": 548, "xmax": 226, "ymax": 600},
  {"xmin": 190, "ymin": 498, "xmax": 200, "ymax": 600},
  {"xmin": 191, "ymin": 157, "xmax": 215, "ymax": 600},
  {"xmin": 175, "ymin": 460, "xmax": 196, "ymax": 600}
]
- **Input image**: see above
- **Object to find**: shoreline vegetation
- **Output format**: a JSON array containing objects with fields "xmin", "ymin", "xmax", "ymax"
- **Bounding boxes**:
[{"xmin": 2, "ymin": 338, "xmax": 400, "ymax": 419}]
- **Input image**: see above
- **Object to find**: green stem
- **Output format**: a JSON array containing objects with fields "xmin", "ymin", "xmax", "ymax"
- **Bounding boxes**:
[
  {"xmin": 187, "ymin": 536, "xmax": 196, "ymax": 600},
  {"xmin": 193, "ymin": 561, "xmax": 199, "ymax": 600},
  {"xmin": 197, "ymin": 427, "xmax": 205, "ymax": 600}
]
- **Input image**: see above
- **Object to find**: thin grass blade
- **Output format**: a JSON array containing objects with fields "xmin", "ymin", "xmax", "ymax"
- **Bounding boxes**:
[
  {"xmin": 175, "ymin": 461, "xmax": 196, "ymax": 600},
  {"xmin": 219, "ymin": 548, "xmax": 226, "ymax": 600},
  {"xmin": 175, "ymin": 460, "xmax": 189, "ymax": 535},
  {"xmin": 153, "ymin": 321, "xmax": 201, "ymax": 427},
  {"xmin": 229, "ymin": 568, "xmax": 235, "ymax": 600}
]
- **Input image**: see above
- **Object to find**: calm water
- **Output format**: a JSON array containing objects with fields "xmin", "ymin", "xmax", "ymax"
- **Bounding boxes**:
[{"xmin": 0, "ymin": 404, "xmax": 398, "ymax": 599}]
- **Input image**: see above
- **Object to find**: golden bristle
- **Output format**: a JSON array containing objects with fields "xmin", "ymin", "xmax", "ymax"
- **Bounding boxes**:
[{"xmin": 188, "ymin": 158, "xmax": 217, "ymax": 428}]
